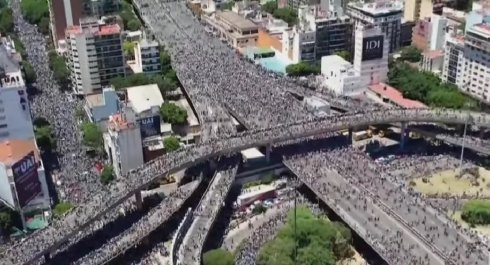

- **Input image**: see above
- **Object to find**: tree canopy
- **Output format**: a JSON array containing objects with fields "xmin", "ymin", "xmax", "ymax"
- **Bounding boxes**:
[
  {"xmin": 22, "ymin": 61, "xmax": 36, "ymax": 84},
  {"xmin": 35, "ymin": 125, "xmax": 56, "ymax": 151},
  {"xmin": 164, "ymin": 136, "xmax": 180, "ymax": 152},
  {"xmin": 81, "ymin": 122, "xmax": 104, "ymax": 151},
  {"xmin": 261, "ymin": 1, "xmax": 297, "ymax": 26},
  {"xmin": 202, "ymin": 249, "xmax": 234, "ymax": 265},
  {"xmin": 398, "ymin": 46, "xmax": 422, "ymax": 63},
  {"xmin": 461, "ymin": 200, "xmax": 490, "ymax": 225},
  {"xmin": 256, "ymin": 207, "xmax": 354, "ymax": 265},
  {"xmin": 20, "ymin": 0, "xmax": 49, "ymax": 33},
  {"xmin": 123, "ymin": 41, "xmax": 136, "ymax": 59},
  {"xmin": 0, "ymin": 210, "xmax": 12, "ymax": 237},
  {"xmin": 53, "ymin": 202, "xmax": 73, "ymax": 217},
  {"xmin": 388, "ymin": 62, "xmax": 477, "ymax": 109},
  {"xmin": 222, "ymin": 1, "xmax": 235, "ymax": 10},
  {"xmin": 120, "ymin": 0, "xmax": 142, "ymax": 31},
  {"xmin": 160, "ymin": 103, "xmax": 188, "ymax": 125},
  {"xmin": 286, "ymin": 62, "xmax": 320, "ymax": 77},
  {"xmin": 0, "ymin": 7, "xmax": 13, "ymax": 34},
  {"xmin": 334, "ymin": 50, "xmax": 352, "ymax": 62},
  {"xmin": 48, "ymin": 51, "xmax": 70, "ymax": 88},
  {"xmin": 100, "ymin": 165, "xmax": 115, "ymax": 185}
]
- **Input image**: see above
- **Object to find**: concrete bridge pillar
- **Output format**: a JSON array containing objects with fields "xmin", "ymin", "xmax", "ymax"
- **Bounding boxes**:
[
  {"xmin": 400, "ymin": 122, "xmax": 407, "ymax": 150},
  {"xmin": 348, "ymin": 128, "xmax": 353, "ymax": 145},
  {"xmin": 135, "ymin": 190, "xmax": 143, "ymax": 210},
  {"xmin": 266, "ymin": 144, "xmax": 272, "ymax": 163}
]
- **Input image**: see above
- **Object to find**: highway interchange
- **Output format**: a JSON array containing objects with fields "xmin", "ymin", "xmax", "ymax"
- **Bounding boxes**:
[{"xmin": 4, "ymin": 0, "xmax": 490, "ymax": 264}]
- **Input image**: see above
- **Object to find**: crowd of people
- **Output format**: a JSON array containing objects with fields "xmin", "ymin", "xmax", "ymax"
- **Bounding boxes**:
[
  {"xmin": 284, "ymin": 146, "xmax": 489, "ymax": 265},
  {"xmin": 72, "ymin": 181, "xmax": 199, "ymax": 265},
  {"xmin": 5, "ymin": 0, "xmax": 490, "ymax": 262},
  {"xmin": 177, "ymin": 158, "xmax": 239, "ymax": 265}
]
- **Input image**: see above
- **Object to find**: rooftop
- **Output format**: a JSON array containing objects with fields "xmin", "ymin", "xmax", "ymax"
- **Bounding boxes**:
[
  {"xmin": 140, "ymin": 38, "xmax": 159, "ymax": 48},
  {"xmin": 423, "ymin": 50, "xmax": 444, "ymax": 60},
  {"xmin": 0, "ymin": 36, "xmax": 20, "ymax": 75},
  {"xmin": 65, "ymin": 23, "xmax": 121, "ymax": 36},
  {"xmin": 126, "ymin": 84, "xmax": 164, "ymax": 114},
  {"xmin": 216, "ymin": 11, "xmax": 258, "ymax": 30},
  {"xmin": 369, "ymin": 83, "xmax": 428, "ymax": 109},
  {"xmin": 176, "ymin": 98, "xmax": 199, "ymax": 127},
  {"xmin": 108, "ymin": 113, "xmax": 136, "ymax": 131},
  {"xmin": 0, "ymin": 138, "xmax": 39, "ymax": 166},
  {"xmin": 348, "ymin": 1, "xmax": 403, "ymax": 15},
  {"xmin": 469, "ymin": 23, "xmax": 490, "ymax": 38}
]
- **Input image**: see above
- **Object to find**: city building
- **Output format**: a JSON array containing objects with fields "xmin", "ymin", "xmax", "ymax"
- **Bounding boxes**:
[
  {"xmin": 131, "ymin": 38, "xmax": 161, "ymax": 75},
  {"xmin": 465, "ymin": 2, "xmax": 490, "ymax": 33},
  {"xmin": 0, "ymin": 36, "xmax": 34, "ymax": 141},
  {"xmin": 202, "ymin": 11, "xmax": 259, "ymax": 49},
  {"xmin": 104, "ymin": 108, "xmax": 144, "ymax": 178},
  {"xmin": 347, "ymin": 1, "xmax": 403, "ymax": 53},
  {"xmin": 321, "ymin": 55, "xmax": 361, "ymax": 95},
  {"xmin": 403, "ymin": 0, "xmax": 446, "ymax": 22},
  {"xmin": 460, "ymin": 23, "xmax": 490, "ymax": 102},
  {"xmin": 411, "ymin": 15, "xmax": 447, "ymax": 51},
  {"xmin": 84, "ymin": 87, "xmax": 121, "ymax": 128},
  {"xmin": 353, "ymin": 25, "xmax": 389, "ymax": 87},
  {"xmin": 421, "ymin": 49, "xmax": 444, "ymax": 74},
  {"xmin": 172, "ymin": 98, "xmax": 201, "ymax": 144},
  {"xmin": 400, "ymin": 21, "xmax": 416, "ymax": 47},
  {"xmin": 442, "ymin": 33, "xmax": 465, "ymax": 87},
  {"xmin": 0, "ymin": 139, "xmax": 50, "ymax": 227},
  {"xmin": 65, "ymin": 18, "xmax": 126, "ymax": 95},
  {"xmin": 367, "ymin": 83, "xmax": 427, "ymax": 108},
  {"xmin": 50, "ymin": 0, "xmax": 121, "ymax": 49},
  {"xmin": 295, "ymin": 5, "xmax": 353, "ymax": 61}
]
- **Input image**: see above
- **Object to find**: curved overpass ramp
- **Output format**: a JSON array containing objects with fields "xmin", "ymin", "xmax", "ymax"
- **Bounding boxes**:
[{"xmin": 4, "ymin": 109, "xmax": 490, "ymax": 265}]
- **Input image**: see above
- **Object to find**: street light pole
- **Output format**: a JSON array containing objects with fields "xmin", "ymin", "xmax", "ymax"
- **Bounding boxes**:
[{"xmin": 459, "ymin": 115, "xmax": 469, "ymax": 174}]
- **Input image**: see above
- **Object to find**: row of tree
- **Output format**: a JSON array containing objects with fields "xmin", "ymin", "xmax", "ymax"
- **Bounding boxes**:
[
  {"xmin": 461, "ymin": 200, "xmax": 490, "ymax": 226},
  {"xmin": 20, "ymin": 0, "xmax": 50, "ymax": 35},
  {"xmin": 388, "ymin": 61, "xmax": 477, "ymax": 109},
  {"xmin": 121, "ymin": 0, "xmax": 142, "ymax": 31},
  {"xmin": 48, "ymin": 51, "xmax": 71, "ymax": 89},
  {"xmin": 285, "ymin": 62, "xmax": 321, "ymax": 77},
  {"xmin": 262, "ymin": 1, "xmax": 297, "ymax": 26}
]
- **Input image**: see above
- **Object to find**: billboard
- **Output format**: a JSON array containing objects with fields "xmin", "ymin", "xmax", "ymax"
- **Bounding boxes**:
[
  {"xmin": 12, "ymin": 151, "xmax": 41, "ymax": 208},
  {"xmin": 137, "ymin": 115, "xmax": 161, "ymax": 138},
  {"xmin": 362, "ymin": 36, "xmax": 384, "ymax": 61}
]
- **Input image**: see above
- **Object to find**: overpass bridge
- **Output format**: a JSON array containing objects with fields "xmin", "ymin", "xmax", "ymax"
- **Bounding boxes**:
[{"xmin": 4, "ymin": 108, "xmax": 490, "ymax": 265}]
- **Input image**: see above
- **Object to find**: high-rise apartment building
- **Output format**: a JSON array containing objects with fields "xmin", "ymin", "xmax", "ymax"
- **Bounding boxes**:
[
  {"xmin": 65, "ymin": 18, "xmax": 126, "ymax": 95},
  {"xmin": 353, "ymin": 25, "xmax": 389, "ymax": 87},
  {"xmin": 412, "ymin": 15, "xmax": 447, "ymax": 51},
  {"xmin": 347, "ymin": 1, "xmax": 402, "ymax": 53},
  {"xmin": 133, "ymin": 39, "xmax": 161, "ymax": 75},
  {"xmin": 403, "ymin": 0, "xmax": 445, "ymax": 22},
  {"xmin": 292, "ymin": 5, "xmax": 352, "ymax": 62},
  {"xmin": 50, "ymin": 0, "xmax": 121, "ymax": 48}
]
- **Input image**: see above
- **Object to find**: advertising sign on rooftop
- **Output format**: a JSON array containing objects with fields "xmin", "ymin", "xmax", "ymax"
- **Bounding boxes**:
[
  {"xmin": 12, "ymin": 151, "xmax": 41, "ymax": 208},
  {"xmin": 137, "ymin": 115, "xmax": 161, "ymax": 138},
  {"xmin": 362, "ymin": 36, "xmax": 384, "ymax": 61}
]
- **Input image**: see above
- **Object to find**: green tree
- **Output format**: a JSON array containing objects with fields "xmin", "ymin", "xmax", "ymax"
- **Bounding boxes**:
[
  {"xmin": 160, "ymin": 49, "xmax": 172, "ymax": 74},
  {"xmin": 81, "ymin": 122, "xmax": 104, "ymax": 150},
  {"xmin": 0, "ymin": 210, "xmax": 12, "ymax": 233},
  {"xmin": 0, "ymin": 8, "xmax": 14, "ymax": 34},
  {"xmin": 202, "ymin": 249, "xmax": 235, "ymax": 265},
  {"xmin": 163, "ymin": 136, "xmax": 180, "ymax": 152},
  {"xmin": 222, "ymin": 1, "xmax": 235, "ymax": 10},
  {"xmin": 273, "ymin": 8, "xmax": 297, "ymax": 26},
  {"xmin": 286, "ymin": 62, "xmax": 320, "ymax": 77},
  {"xmin": 53, "ymin": 202, "xmax": 73, "ymax": 217},
  {"xmin": 398, "ymin": 46, "xmax": 422, "ymax": 63},
  {"xmin": 160, "ymin": 103, "xmax": 188, "ymax": 125},
  {"xmin": 262, "ymin": 1, "xmax": 278, "ymax": 14},
  {"xmin": 35, "ymin": 126, "xmax": 55, "ymax": 151},
  {"xmin": 0, "ymin": 0, "xmax": 7, "ymax": 9},
  {"xmin": 461, "ymin": 200, "xmax": 490, "ymax": 225},
  {"xmin": 48, "ymin": 51, "xmax": 70, "ymax": 87},
  {"xmin": 38, "ymin": 16, "xmax": 50, "ymax": 35},
  {"xmin": 110, "ymin": 73, "xmax": 152, "ymax": 89},
  {"xmin": 100, "ymin": 165, "xmax": 115, "ymax": 185},
  {"xmin": 164, "ymin": 69, "xmax": 178, "ymax": 83},
  {"xmin": 127, "ymin": 19, "xmax": 141, "ymax": 31},
  {"xmin": 33, "ymin": 117, "xmax": 50, "ymax": 128},
  {"xmin": 154, "ymin": 75, "xmax": 177, "ymax": 96},
  {"xmin": 334, "ymin": 50, "xmax": 352, "ymax": 62},
  {"xmin": 123, "ymin": 41, "xmax": 136, "ymax": 58},
  {"xmin": 22, "ymin": 61, "xmax": 36, "ymax": 84},
  {"xmin": 20, "ymin": 0, "xmax": 49, "ymax": 25}
]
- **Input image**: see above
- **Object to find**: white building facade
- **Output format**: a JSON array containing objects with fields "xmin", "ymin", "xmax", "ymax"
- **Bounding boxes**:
[
  {"xmin": 134, "ymin": 39, "xmax": 161, "ymax": 75},
  {"xmin": 104, "ymin": 109, "xmax": 144, "ymax": 178},
  {"xmin": 353, "ymin": 25, "xmax": 389, "ymax": 88},
  {"xmin": 321, "ymin": 55, "xmax": 361, "ymax": 95}
]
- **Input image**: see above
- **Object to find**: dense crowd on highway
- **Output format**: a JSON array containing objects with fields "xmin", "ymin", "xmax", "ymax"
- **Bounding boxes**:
[
  {"xmin": 285, "ymin": 146, "xmax": 489, "ymax": 265},
  {"xmin": 5, "ymin": 0, "xmax": 490, "ymax": 263},
  {"xmin": 177, "ymin": 159, "xmax": 238, "ymax": 265}
]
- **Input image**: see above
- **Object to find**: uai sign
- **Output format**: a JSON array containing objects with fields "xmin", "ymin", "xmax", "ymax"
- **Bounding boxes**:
[
  {"xmin": 362, "ymin": 36, "xmax": 384, "ymax": 61},
  {"xmin": 12, "ymin": 151, "xmax": 41, "ymax": 208}
]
